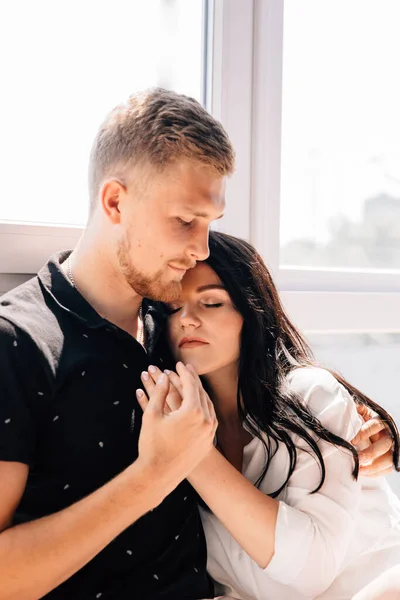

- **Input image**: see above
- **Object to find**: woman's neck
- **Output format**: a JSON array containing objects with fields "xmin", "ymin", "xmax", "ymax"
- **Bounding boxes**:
[{"xmin": 204, "ymin": 363, "xmax": 241, "ymax": 427}]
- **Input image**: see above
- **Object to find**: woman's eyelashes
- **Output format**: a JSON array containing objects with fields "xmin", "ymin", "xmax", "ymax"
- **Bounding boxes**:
[
  {"xmin": 165, "ymin": 300, "xmax": 225, "ymax": 315},
  {"xmin": 202, "ymin": 302, "xmax": 224, "ymax": 308},
  {"xmin": 165, "ymin": 305, "xmax": 182, "ymax": 315}
]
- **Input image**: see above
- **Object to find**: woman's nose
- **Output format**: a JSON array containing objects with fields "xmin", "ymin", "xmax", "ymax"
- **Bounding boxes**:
[{"xmin": 180, "ymin": 307, "xmax": 201, "ymax": 328}]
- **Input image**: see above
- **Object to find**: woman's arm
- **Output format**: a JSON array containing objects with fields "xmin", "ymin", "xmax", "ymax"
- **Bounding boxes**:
[
  {"xmin": 141, "ymin": 366, "xmax": 385, "ymax": 598},
  {"xmin": 189, "ymin": 368, "xmax": 364, "ymax": 598},
  {"xmin": 188, "ymin": 447, "xmax": 279, "ymax": 568}
]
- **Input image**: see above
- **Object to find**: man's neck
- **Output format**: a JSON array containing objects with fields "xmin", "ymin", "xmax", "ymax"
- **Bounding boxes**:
[{"xmin": 64, "ymin": 234, "xmax": 143, "ymax": 337}]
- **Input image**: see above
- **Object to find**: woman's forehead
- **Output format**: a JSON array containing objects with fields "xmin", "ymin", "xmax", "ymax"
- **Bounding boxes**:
[{"xmin": 181, "ymin": 262, "xmax": 222, "ymax": 292}]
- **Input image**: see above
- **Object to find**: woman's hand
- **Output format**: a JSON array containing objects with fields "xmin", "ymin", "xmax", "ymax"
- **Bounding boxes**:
[
  {"xmin": 141, "ymin": 364, "xmax": 214, "ymax": 422},
  {"xmin": 141, "ymin": 365, "xmax": 182, "ymax": 413},
  {"xmin": 353, "ymin": 404, "xmax": 394, "ymax": 477},
  {"xmin": 135, "ymin": 362, "xmax": 218, "ymax": 486}
]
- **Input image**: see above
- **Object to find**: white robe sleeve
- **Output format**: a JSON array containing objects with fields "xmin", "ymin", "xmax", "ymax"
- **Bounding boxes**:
[{"xmin": 235, "ymin": 368, "xmax": 364, "ymax": 598}]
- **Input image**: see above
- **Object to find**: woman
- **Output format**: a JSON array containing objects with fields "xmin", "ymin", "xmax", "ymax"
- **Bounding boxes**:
[{"xmin": 137, "ymin": 231, "xmax": 400, "ymax": 600}]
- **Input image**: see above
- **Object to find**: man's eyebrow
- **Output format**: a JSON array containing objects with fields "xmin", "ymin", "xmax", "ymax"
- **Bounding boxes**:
[
  {"xmin": 184, "ymin": 209, "xmax": 224, "ymax": 220},
  {"xmin": 196, "ymin": 284, "xmax": 226, "ymax": 293}
]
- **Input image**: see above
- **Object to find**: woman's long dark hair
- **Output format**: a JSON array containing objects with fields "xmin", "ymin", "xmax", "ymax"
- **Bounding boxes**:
[{"xmin": 195, "ymin": 231, "xmax": 399, "ymax": 496}]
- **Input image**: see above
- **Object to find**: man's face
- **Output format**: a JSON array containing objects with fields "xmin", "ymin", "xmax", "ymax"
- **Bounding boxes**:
[{"xmin": 116, "ymin": 160, "xmax": 226, "ymax": 302}]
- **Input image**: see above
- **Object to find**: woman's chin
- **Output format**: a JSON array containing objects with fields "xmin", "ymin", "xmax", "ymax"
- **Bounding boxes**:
[{"xmin": 172, "ymin": 354, "xmax": 209, "ymax": 376}]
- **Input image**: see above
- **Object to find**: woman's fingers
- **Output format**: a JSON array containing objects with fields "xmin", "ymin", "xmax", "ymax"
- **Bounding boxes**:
[
  {"xmin": 136, "ymin": 388, "xmax": 149, "ymax": 412},
  {"xmin": 137, "ymin": 373, "xmax": 169, "ymax": 415},
  {"xmin": 142, "ymin": 367, "xmax": 174, "ymax": 413},
  {"xmin": 164, "ymin": 369, "xmax": 183, "ymax": 395},
  {"xmin": 146, "ymin": 365, "xmax": 183, "ymax": 412},
  {"xmin": 185, "ymin": 364, "xmax": 212, "ymax": 420},
  {"xmin": 141, "ymin": 370, "xmax": 156, "ymax": 397},
  {"xmin": 185, "ymin": 363, "xmax": 215, "ymax": 423},
  {"xmin": 176, "ymin": 362, "xmax": 201, "ymax": 410}
]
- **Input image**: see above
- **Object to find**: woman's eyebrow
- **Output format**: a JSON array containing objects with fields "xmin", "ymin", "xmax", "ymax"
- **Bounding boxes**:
[{"xmin": 196, "ymin": 284, "xmax": 226, "ymax": 293}]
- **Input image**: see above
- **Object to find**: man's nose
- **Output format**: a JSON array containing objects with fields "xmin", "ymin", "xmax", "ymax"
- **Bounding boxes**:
[{"xmin": 187, "ymin": 228, "xmax": 210, "ymax": 262}]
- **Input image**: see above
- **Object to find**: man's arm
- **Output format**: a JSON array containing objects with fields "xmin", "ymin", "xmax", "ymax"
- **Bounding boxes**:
[
  {"xmin": 0, "ymin": 369, "xmax": 217, "ymax": 600},
  {"xmin": 0, "ymin": 458, "xmax": 163, "ymax": 600}
]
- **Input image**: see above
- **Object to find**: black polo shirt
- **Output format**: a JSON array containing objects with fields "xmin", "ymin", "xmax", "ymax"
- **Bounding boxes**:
[{"xmin": 0, "ymin": 251, "xmax": 213, "ymax": 600}]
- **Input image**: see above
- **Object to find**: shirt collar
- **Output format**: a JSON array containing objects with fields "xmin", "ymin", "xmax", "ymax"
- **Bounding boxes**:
[{"xmin": 37, "ymin": 251, "xmax": 166, "ymax": 350}]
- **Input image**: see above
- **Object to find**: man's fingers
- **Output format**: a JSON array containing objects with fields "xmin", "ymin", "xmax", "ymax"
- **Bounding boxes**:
[
  {"xmin": 351, "ymin": 417, "xmax": 387, "ymax": 446},
  {"xmin": 355, "ymin": 403, "xmax": 376, "ymax": 423},
  {"xmin": 359, "ymin": 451, "xmax": 394, "ymax": 477},
  {"xmin": 358, "ymin": 435, "xmax": 394, "ymax": 466}
]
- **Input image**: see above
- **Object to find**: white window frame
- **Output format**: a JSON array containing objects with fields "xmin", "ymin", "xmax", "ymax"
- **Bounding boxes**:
[
  {"xmin": 209, "ymin": 0, "xmax": 400, "ymax": 333},
  {"xmin": 1, "ymin": 0, "xmax": 400, "ymax": 334}
]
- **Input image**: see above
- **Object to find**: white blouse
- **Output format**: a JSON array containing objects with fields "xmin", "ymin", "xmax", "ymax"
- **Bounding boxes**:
[{"xmin": 201, "ymin": 367, "xmax": 400, "ymax": 600}]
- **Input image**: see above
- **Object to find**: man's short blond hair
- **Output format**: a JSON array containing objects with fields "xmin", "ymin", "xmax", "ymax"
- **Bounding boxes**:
[{"xmin": 88, "ymin": 88, "xmax": 235, "ymax": 208}]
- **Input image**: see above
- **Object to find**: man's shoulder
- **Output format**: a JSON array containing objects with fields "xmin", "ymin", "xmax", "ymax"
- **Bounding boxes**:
[
  {"xmin": 0, "ymin": 273, "xmax": 44, "ymax": 321},
  {"xmin": 0, "ymin": 275, "xmax": 63, "ymax": 366}
]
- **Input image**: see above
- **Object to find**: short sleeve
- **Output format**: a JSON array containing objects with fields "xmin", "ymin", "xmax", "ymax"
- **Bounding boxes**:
[{"xmin": 0, "ymin": 317, "xmax": 50, "ymax": 466}]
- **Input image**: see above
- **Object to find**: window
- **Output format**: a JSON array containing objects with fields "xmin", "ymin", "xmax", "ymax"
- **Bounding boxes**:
[
  {"xmin": 280, "ymin": 0, "xmax": 400, "ymax": 271},
  {"xmin": 0, "ymin": 0, "xmax": 205, "ymax": 227},
  {"xmin": 0, "ymin": 0, "xmax": 399, "ymax": 492},
  {"xmin": 0, "ymin": 0, "xmax": 206, "ymax": 274},
  {"xmin": 309, "ymin": 332, "xmax": 400, "ymax": 497}
]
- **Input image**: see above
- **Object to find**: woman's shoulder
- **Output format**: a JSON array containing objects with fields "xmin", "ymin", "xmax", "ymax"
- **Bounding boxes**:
[
  {"xmin": 287, "ymin": 366, "xmax": 362, "ymax": 439},
  {"xmin": 287, "ymin": 366, "xmax": 344, "ymax": 398}
]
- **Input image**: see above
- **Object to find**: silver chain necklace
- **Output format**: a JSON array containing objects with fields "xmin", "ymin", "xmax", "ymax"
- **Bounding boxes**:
[
  {"xmin": 66, "ymin": 255, "xmax": 145, "ymax": 346},
  {"xmin": 67, "ymin": 255, "xmax": 76, "ymax": 288}
]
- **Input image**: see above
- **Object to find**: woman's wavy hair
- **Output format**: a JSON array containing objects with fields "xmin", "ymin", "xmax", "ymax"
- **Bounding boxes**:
[{"xmin": 191, "ymin": 230, "xmax": 399, "ymax": 496}]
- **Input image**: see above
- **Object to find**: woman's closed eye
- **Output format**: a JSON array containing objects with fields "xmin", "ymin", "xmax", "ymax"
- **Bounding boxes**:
[
  {"xmin": 202, "ymin": 302, "xmax": 224, "ymax": 308},
  {"xmin": 164, "ymin": 301, "xmax": 224, "ymax": 315},
  {"xmin": 165, "ymin": 305, "xmax": 182, "ymax": 315}
]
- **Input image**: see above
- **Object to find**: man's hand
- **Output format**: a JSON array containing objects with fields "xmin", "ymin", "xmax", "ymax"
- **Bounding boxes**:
[
  {"xmin": 136, "ymin": 362, "xmax": 217, "ymax": 489},
  {"xmin": 353, "ymin": 404, "xmax": 394, "ymax": 477}
]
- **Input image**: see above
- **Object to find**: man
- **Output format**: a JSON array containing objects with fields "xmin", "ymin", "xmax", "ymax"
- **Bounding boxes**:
[{"xmin": 0, "ymin": 88, "xmax": 393, "ymax": 600}]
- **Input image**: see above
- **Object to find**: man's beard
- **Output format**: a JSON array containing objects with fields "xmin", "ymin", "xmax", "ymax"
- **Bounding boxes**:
[{"xmin": 117, "ymin": 235, "xmax": 185, "ymax": 302}]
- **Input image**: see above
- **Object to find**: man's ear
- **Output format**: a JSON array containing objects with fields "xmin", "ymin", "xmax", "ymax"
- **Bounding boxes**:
[{"xmin": 100, "ymin": 179, "xmax": 127, "ymax": 224}]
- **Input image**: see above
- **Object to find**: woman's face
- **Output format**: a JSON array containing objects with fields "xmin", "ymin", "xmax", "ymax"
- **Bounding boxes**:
[{"xmin": 166, "ymin": 262, "xmax": 243, "ymax": 376}]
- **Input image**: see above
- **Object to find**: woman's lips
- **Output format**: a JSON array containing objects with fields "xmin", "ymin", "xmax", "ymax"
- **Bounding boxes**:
[{"xmin": 179, "ymin": 340, "xmax": 209, "ymax": 349}]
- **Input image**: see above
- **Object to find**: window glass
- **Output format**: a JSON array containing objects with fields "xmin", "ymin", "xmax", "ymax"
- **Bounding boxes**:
[
  {"xmin": 308, "ymin": 332, "xmax": 400, "ymax": 496},
  {"xmin": 281, "ymin": 1, "xmax": 400, "ymax": 270},
  {"xmin": 0, "ymin": 0, "xmax": 205, "ymax": 225}
]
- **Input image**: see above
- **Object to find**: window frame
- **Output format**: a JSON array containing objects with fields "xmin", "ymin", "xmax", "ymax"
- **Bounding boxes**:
[{"xmin": 210, "ymin": 0, "xmax": 400, "ymax": 333}]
